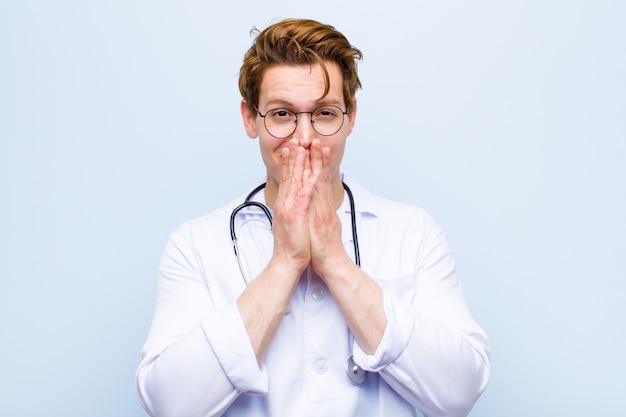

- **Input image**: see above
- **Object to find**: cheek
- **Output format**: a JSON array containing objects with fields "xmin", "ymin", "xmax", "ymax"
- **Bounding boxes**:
[
  {"xmin": 259, "ymin": 139, "xmax": 286, "ymax": 168},
  {"xmin": 328, "ymin": 142, "xmax": 346, "ymax": 171}
]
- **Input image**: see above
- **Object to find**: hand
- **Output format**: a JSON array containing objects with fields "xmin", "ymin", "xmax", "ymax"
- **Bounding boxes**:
[
  {"xmin": 305, "ymin": 140, "xmax": 386, "ymax": 354},
  {"xmin": 270, "ymin": 139, "xmax": 320, "ymax": 274},
  {"xmin": 307, "ymin": 139, "xmax": 348, "ymax": 277}
]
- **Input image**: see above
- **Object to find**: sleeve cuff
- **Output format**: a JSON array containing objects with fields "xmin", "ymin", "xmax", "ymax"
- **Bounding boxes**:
[
  {"xmin": 202, "ymin": 303, "xmax": 268, "ymax": 395},
  {"xmin": 352, "ymin": 291, "xmax": 414, "ymax": 372}
]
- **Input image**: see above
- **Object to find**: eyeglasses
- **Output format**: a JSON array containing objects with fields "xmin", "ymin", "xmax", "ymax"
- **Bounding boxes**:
[{"xmin": 254, "ymin": 105, "xmax": 348, "ymax": 139}]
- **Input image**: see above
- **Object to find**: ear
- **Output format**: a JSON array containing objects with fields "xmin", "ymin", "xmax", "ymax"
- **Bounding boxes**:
[
  {"xmin": 241, "ymin": 99, "xmax": 259, "ymax": 139},
  {"xmin": 344, "ymin": 98, "xmax": 357, "ymax": 137}
]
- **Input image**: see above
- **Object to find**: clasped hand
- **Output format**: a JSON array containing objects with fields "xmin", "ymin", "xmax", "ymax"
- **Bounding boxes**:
[{"xmin": 270, "ymin": 138, "xmax": 347, "ymax": 278}]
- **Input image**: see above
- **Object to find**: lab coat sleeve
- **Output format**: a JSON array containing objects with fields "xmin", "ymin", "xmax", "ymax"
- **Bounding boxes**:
[
  {"xmin": 352, "ymin": 210, "xmax": 490, "ymax": 417},
  {"xmin": 136, "ymin": 220, "xmax": 268, "ymax": 417}
]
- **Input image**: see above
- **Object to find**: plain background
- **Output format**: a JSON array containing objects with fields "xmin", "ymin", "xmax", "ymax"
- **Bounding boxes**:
[{"xmin": 1, "ymin": 1, "xmax": 625, "ymax": 416}]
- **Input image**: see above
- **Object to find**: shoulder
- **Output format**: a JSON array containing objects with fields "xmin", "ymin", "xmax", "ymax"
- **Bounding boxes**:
[{"xmin": 343, "ymin": 176, "xmax": 449, "ymax": 276}]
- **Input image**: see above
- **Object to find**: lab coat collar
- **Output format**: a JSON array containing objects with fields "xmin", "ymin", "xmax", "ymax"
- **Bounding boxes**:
[
  {"xmin": 339, "ymin": 174, "xmax": 379, "ymax": 247},
  {"xmin": 340, "ymin": 174, "xmax": 379, "ymax": 218}
]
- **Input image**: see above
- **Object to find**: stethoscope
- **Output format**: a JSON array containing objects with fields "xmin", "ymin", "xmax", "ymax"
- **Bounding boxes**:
[{"xmin": 229, "ymin": 181, "xmax": 368, "ymax": 385}]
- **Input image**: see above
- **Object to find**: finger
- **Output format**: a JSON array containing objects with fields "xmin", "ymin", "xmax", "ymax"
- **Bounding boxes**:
[
  {"xmin": 309, "ymin": 139, "xmax": 323, "ymax": 177},
  {"xmin": 321, "ymin": 146, "xmax": 332, "ymax": 182},
  {"xmin": 275, "ymin": 145, "xmax": 291, "ymax": 204},
  {"xmin": 279, "ymin": 139, "xmax": 302, "ymax": 203},
  {"xmin": 287, "ymin": 138, "xmax": 299, "ymax": 183},
  {"xmin": 278, "ymin": 140, "xmax": 294, "ymax": 184},
  {"xmin": 299, "ymin": 168, "xmax": 321, "ymax": 198},
  {"xmin": 310, "ymin": 144, "xmax": 335, "ymax": 213},
  {"xmin": 292, "ymin": 145, "xmax": 308, "ymax": 185},
  {"xmin": 303, "ymin": 148, "xmax": 312, "ymax": 184}
]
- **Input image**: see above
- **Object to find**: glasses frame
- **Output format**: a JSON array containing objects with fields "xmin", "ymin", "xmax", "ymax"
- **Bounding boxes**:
[{"xmin": 253, "ymin": 104, "xmax": 348, "ymax": 139}]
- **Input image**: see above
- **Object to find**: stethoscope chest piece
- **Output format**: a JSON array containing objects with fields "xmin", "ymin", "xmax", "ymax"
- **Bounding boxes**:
[{"xmin": 345, "ymin": 355, "xmax": 368, "ymax": 385}]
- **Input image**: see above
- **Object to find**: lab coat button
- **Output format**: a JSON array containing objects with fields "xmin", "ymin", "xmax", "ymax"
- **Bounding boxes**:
[
  {"xmin": 314, "ymin": 359, "xmax": 328, "ymax": 374},
  {"xmin": 311, "ymin": 288, "xmax": 325, "ymax": 301}
]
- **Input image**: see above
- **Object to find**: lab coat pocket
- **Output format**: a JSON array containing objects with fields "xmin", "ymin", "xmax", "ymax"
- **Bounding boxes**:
[{"xmin": 373, "ymin": 272, "xmax": 417, "ymax": 303}]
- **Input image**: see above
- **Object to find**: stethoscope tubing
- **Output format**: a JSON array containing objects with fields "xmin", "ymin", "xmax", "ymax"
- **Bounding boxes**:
[{"xmin": 341, "ymin": 181, "xmax": 360, "ymax": 267}]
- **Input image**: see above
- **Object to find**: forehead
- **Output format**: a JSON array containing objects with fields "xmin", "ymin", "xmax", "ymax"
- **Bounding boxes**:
[{"xmin": 259, "ymin": 62, "xmax": 344, "ymax": 108}]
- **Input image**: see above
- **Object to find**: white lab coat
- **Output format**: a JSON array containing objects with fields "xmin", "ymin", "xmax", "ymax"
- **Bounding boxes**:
[{"xmin": 136, "ymin": 175, "xmax": 490, "ymax": 417}]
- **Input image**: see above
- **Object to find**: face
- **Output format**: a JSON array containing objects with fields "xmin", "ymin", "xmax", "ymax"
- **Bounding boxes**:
[{"xmin": 241, "ymin": 62, "xmax": 356, "ymax": 196}]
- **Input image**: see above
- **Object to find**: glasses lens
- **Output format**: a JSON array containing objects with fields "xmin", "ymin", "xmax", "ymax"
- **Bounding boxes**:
[
  {"xmin": 264, "ymin": 109, "xmax": 297, "ymax": 139},
  {"xmin": 311, "ymin": 106, "xmax": 345, "ymax": 136}
]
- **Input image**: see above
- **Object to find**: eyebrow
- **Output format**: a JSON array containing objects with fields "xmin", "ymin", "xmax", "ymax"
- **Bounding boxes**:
[{"xmin": 263, "ymin": 99, "xmax": 344, "ymax": 110}]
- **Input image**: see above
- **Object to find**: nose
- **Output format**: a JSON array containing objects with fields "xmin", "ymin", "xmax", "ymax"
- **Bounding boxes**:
[{"xmin": 292, "ymin": 113, "xmax": 316, "ymax": 148}]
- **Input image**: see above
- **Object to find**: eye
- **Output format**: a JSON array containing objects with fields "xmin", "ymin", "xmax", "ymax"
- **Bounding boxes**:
[
  {"xmin": 268, "ymin": 108, "xmax": 295, "ymax": 121},
  {"xmin": 313, "ymin": 106, "xmax": 340, "ymax": 120}
]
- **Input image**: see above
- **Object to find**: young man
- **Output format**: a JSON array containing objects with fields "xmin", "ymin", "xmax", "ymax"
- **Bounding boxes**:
[{"xmin": 137, "ymin": 18, "xmax": 490, "ymax": 417}]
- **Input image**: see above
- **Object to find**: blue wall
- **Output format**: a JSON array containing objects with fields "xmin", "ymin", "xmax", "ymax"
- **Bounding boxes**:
[{"xmin": 1, "ymin": 1, "xmax": 624, "ymax": 415}]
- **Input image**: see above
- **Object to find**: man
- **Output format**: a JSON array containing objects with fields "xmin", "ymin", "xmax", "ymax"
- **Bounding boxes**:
[{"xmin": 136, "ymin": 18, "xmax": 490, "ymax": 417}]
